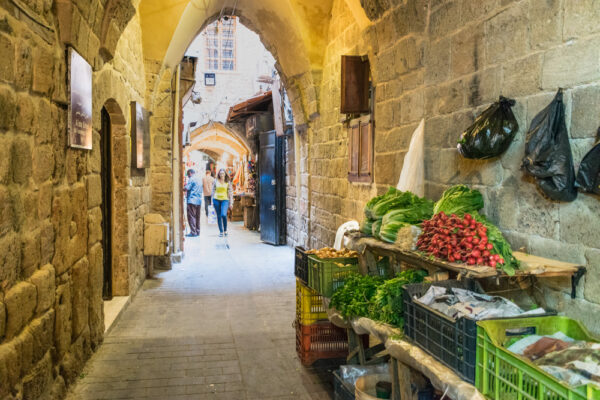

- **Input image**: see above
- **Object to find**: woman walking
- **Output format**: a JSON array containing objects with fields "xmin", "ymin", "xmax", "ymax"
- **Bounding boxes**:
[{"xmin": 212, "ymin": 169, "xmax": 233, "ymax": 237}]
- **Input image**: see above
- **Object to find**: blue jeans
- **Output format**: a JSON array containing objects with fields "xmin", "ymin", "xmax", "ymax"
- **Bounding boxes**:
[{"xmin": 213, "ymin": 199, "xmax": 229, "ymax": 233}]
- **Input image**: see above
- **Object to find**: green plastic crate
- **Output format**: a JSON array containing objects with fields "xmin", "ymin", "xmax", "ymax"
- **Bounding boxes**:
[
  {"xmin": 307, "ymin": 255, "xmax": 359, "ymax": 297},
  {"xmin": 476, "ymin": 316, "xmax": 600, "ymax": 400}
]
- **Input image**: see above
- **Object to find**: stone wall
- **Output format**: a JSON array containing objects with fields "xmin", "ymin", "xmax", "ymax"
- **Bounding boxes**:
[
  {"xmin": 146, "ymin": 61, "xmax": 174, "ymax": 269},
  {"xmin": 0, "ymin": 0, "xmax": 150, "ymax": 398},
  {"xmin": 303, "ymin": 0, "xmax": 600, "ymax": 331}
]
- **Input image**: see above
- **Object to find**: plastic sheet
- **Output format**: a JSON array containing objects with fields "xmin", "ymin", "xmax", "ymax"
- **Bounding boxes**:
[
  {"xmin": 576, "ymin": 127, "xmax": 600, "ymax": 195},
  {"xmin": 334, "ymin": 220, "xmax": 360, "ymax": 250},
  {"xmin": 397, "ymin": 118, "xmax": 425, "ymax": 196},
  {"xmin": 522, "ymin": 89, "xmax": 578, "ymax": 202},
  {"xmin": 416, "ymin": 286, "xmax": 546, "ymax": 320},
  {"xmin": 458, "ymin": 96, "xmax": 519, "ymax": 159},
  {"xmin": 340, "ymin": 364, "xmax": 390, "ymax": 386},
  {"xmin": 385, "ymin": 338, "xmax": 486, "ymax": 400}
]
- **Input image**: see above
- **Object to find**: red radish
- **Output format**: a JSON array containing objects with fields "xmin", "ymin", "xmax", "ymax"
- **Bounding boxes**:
[
  {"xmin": 476, "ymin": 257, "xmax": 484, "ymax": 264},
  {"xmin": 489, "ymin": 260, "xmax": 497, "ymax": 268},
  {"xmin": 486, "ymin": 243, "xmax": 493, "ymax": 250},
  {"xmin": 467, "ymin": 258, "xmax": 476, "ymax": 265}
]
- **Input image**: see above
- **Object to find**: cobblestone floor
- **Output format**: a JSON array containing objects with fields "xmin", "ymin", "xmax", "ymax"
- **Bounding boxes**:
[{"xmin": 67, "ymin": 222, "xmax": 337, "ymax": 400}]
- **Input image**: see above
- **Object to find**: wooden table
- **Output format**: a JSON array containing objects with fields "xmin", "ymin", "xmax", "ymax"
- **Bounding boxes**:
[
  {"xmin": 326, "ymin": 310, "xmax": 485, "ymax": 400},
  {"xmin": 346, "ymin": 232, "xmax": 586, "ymax": 298}
]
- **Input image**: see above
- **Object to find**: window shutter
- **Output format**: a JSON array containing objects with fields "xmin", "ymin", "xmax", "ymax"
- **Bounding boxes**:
[
  {"xmin": 359, "ymin": 119, "xmax": 373, "ymax": 178},
  {"xmin": 341, "ymin": 55, "xmax": 370, "ymax": 114},
  {"xmin": 348, "ymin": 122, "xmax": 360, "ymax": 177}
]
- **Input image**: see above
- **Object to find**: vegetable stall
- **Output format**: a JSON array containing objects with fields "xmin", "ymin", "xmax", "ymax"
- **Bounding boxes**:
[{"xmin": 294, "ymin": 184, "xmax": 593, "ymax": 400}]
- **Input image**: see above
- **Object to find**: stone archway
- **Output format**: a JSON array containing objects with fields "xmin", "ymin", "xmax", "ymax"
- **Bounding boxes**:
[{"xmin": 184, "ymin": 122, "xmax": 251, "ymax": 161}]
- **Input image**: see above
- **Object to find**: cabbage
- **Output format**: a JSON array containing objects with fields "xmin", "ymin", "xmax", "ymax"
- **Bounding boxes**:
[
  {"xmin": 364, "ymin": 187, "xmax": 400, "ymax": 219},
  {"xmin": 361, "ymin": 219, "xmax": 375, "ymax": 235},
  {"xmin": 371, "ymin": 219, "xmax": 382, "ymax": 239},
  {"xmin": 379, "ymin": 221, "xmax": 410, "ymax": 243},
  {"xmin": 433, "ymin": 185, "xmax": 484, "ymax": 215}
]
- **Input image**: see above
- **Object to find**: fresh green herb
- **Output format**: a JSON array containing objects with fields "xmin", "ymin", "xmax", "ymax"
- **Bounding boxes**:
[
  {"xmin": 330, "ymin": 269, "xmax": 428, "ymax": 329},
  {"xmin": 472, "ymin": 213, "xmax": 519, "ymax": 275},
  {"xmin": 330, "ymin": 274, "xmax": 384, "ymax": 319},
  {"xmin": 369, "ymin": 269, "xmax": 427, "ymax": 327}
]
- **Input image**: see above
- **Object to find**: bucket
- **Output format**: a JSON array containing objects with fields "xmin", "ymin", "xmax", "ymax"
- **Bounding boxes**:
[{"xmin": 355, "ymin": 374, "xmax": 392, "ymax": 400}]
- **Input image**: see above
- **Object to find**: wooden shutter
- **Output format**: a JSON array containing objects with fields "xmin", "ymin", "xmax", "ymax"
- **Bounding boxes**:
[
  {"xmin": 348, "ymin": 121, "xmax": 360, "ymax": 177},
  {"xmin": 359, "ymin": 119, "xmax": 373, "ymax": 178},
  {"xmin": 348, "ymin": 115, "xmax": 373, "ymax": 183},
  {"xmin": 341, "ymin": 55, "xmax": 370, "ymax": 114}
]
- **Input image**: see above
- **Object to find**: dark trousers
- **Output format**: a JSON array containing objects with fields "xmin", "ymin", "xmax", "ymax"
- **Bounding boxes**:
[
  {"xmin": 213, "ymin": 199, "xmax": 229, "ymax": 233},
  {"xmin": 187, "ymin": 203, "xmax": 202, "ymax": 235},
  {"xmin": 204, "ymin": 196, "xmax": 212, "ymax": 216}
]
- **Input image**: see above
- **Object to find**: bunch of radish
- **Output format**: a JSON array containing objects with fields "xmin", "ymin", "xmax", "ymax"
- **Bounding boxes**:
[{"xmin": 416, "ymin": 212, "xmax": 504, "ymax": 268}]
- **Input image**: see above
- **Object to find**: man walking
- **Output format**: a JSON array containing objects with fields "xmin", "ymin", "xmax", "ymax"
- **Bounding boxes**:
[
  {"xmin": 202, "ymin": 170, "xmax": 215, "ymax": 218},
  {"xmin": 184, "ymin": 169, "xmax": 203, "ymax": 237}
]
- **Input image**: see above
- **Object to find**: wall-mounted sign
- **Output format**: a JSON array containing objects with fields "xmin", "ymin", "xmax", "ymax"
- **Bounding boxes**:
[
  {"xmin": 131, "ymin": 101, "xmax": 150, "ymax": 169},
  {"xmin": 68, "ymin": 48, "xmax": 93, "ymax": 149},
  {"xmin": 204, "ymin": 73, "xmax": 216, "ymax": 86}
]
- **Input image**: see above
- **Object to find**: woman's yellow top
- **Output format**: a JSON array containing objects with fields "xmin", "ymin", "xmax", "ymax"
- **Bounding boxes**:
[{"xmin": 214, "ymin": 181, "xmax": 229, "ymax": 201}]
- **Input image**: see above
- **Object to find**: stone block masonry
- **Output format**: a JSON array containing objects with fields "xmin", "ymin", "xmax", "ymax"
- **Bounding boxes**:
[
  {"xmin": 298, "ymin": 0, "xmax": 600, "ymax": 332},
  {"xmin": 0, "ymin": 1, "xmax": 151, "ymax": 399}
]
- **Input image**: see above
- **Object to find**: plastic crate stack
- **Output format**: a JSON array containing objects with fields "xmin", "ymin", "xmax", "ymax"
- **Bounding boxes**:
[{"xmin": 294, "ymin": 247, "xmax": 349, "ymax": 366}]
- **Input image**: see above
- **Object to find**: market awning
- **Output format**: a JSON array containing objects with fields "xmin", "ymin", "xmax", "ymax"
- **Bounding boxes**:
[{"xmin": 226, "ymin": 91, "xmax": 272, "ymax": 122}]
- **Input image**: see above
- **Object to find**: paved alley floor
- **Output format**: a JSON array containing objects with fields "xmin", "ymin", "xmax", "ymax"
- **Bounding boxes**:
[{"xmin": 66, "ymin": 222, "xmax": 338, "ymax": 400}]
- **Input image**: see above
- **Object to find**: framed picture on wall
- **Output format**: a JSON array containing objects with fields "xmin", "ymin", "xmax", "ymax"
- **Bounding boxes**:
[
  {"xmin": 68, "ymin": 48, "xmax": 93, "ymax": 150},
  {"xmin": 131, "ymin": 101, "xmax": 150, "ymax": 169}
]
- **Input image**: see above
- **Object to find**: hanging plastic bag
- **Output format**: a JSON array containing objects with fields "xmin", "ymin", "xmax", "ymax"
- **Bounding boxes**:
[
  {"xmin": 396, "ymin": 118, "xmax": 425, "ymax": 196},
  {"xmin": 576, "ymin": 127, "xmax": 600, "ymax": 195},
  {"xmin": 457, "ymin": 96, "xmax": 519, "ymax": 159},
  {"xmin": 208, "ymin": 205, "xmax": 217, "ymax": 225},
  {"xmin": 521, "ymin": 89, "xmax": 578, "ymax": 202}
]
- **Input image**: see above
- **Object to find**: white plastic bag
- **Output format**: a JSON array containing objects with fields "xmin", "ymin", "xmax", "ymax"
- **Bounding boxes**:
[
  {"xmin": 396, "ymin": 118, "xmax": 425, "ymax": 196},
  {"xmin": 207, "ymin": 205, "xmax": 217, "ymax": 225},
  {"xmin": 334, "ymin": 220, "xmax": 359, "ymax": 250}
]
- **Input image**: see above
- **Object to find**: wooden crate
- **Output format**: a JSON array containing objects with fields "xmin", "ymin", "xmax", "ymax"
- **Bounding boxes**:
[{"xmin": 244, "ymin": 206, "xmax": 257, "ymax": 230}]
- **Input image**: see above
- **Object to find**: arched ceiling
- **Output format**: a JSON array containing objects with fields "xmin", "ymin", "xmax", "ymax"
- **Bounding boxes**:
[
  {"xmin": 139, "ymin": 0, "xmax": 370, "ymax": 78},
  {"xmin": 183, "ymin": 122, "xmax": 250, "ymax": 160}
]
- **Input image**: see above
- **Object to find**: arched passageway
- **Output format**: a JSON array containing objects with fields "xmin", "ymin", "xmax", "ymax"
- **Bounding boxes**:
[
  {"xmin": 184, "ymin": 122, "xmax": 251, "ymax": 163},
  {"xmin": 4, "ymin": 0, "xmax": 600, "ymax": 399}
]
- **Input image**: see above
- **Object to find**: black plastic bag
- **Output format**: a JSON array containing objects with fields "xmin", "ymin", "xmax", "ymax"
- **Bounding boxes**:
[
  {"xmin": 576, "ymin": 127, "xmax": 600, "ymax": 195},
  {"xmin": 522, "ymin": 89, "xmax": 577, "ymax": 202},
  {"xmin": 457, "ymin": 96, "xmax": 519, "ymax": 159}
]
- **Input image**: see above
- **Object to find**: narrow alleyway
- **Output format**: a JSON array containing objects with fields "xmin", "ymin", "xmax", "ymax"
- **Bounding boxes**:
[{"xmin": 66, "ymin": 223, "xmax": 336, "ymax": 400}]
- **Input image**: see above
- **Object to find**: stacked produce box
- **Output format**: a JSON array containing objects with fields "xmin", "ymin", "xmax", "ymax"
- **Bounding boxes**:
[{"xmin": 294, "ymin": 247, "xmax": 359, "ymax": 365}]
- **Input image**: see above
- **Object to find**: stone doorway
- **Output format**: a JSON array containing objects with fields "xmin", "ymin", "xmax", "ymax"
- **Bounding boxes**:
[
  {"xmin": 100, "ymin": 107, "xmax": 113, "ymax": 300},
  {"xmin": 100, "ymin": 99, "xmax": 130, "ymax": 296}
]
